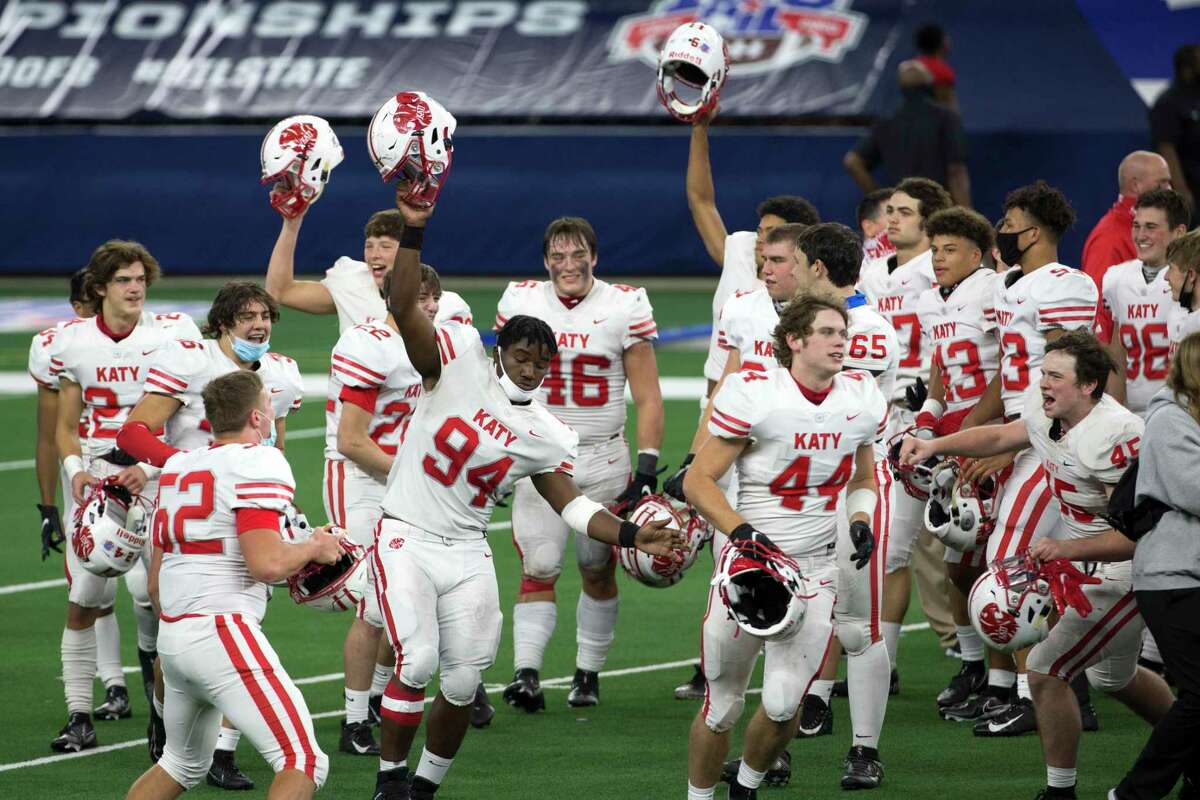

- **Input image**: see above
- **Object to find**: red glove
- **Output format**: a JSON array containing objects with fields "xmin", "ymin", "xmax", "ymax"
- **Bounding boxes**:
[{"xmin": 1040, "ymin": 558, "xmax": 1103, "ymax": 618}]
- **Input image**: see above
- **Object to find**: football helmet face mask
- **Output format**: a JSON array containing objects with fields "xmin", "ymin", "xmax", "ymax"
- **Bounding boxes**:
[
  {"xmin": 924, "ymin": 460, "xmax": 996, "ymax": 552},
  {"xmin": 968, "ymin": 554, "xmax": 1054, "ymax": 652},
  {"xmin": 656, "ymin": 22, "xmax": 729, "ymax": 123},
  {"xmin": 712, "ymin": 538, "xmax": 810, "ymax": 641},
  {"xmin": 367, "ymin": 90, "xmax": 456, "ymax": 208},
  {"xmin": 72, "ymin": 479, "xmax": 149, "ymax": 578},
  {"xmin": 617, "ymin": 495, "xmax": 710, "ymax": 588},
  {"xmin": 285, "ymin": 526, "xmax": 367, "ymax": 612},
  {"xmin": 260, "ymin": 115, "xmax": 344, "ymax": 219},
  {"xmin": 887, "ymin": 426, "xmax": 946, "ymax": 501}
]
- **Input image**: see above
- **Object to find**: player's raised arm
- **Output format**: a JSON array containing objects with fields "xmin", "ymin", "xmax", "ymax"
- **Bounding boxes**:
[
  {"xmin": 529, "ymin": 471, "xmax": 683, "ymax": 556},
  {"xmin": 264, "ymin": 212, "xmax": 338, "ymax": 315},
  {"xmin": 388, "ymin": 193, "xmax": 442, "ymax": 382},
  {"xmin": 686, "ymin": 106, "xmax": 729, "ymax": 267}
]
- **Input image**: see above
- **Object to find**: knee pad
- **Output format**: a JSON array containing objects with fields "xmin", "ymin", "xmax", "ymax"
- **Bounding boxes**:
[
  {"xmin": 837, "ymin": 617, "xmax": 875, "ymax": 657},
  {"xmin": 575, "ymin": 534, "xmax": 614, "ymax": 571},
  {"xmin": 397, "ymin": 645, "xmax": 439, "ymax": 690},
  {"xmin": 1086, "ymin": 662, "xmax": 1137, "ymax": 693},
  {"xmin": 702, "ymin": 689, "xmax": 745, "ymax": 734},
  {"xmin": 760, "ymin": 674, "xmax": 804, "ymax": 723},
  {"xmin": 522, "ymin": 542, "xmax": 564, "ymax": 585},
  {"xmin": 310, "ymin": 748, "xmax": 330, "ymax": 789},
  {"xmin": 439, "ymin": 665, "xmax": 481, "ymax": 707},
  {"xmin": 159, "ymin": 748, "xmax": 211, "ymax": 790},
  {"xmin": 124, "ymin": 563, "xmax": 151, "ymax": 606}
]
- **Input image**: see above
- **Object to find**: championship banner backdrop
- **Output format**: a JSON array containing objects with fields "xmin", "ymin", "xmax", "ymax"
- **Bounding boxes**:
[{"xmin": 0, "ymin": 0, "xmax": 905, "ymax": 119}]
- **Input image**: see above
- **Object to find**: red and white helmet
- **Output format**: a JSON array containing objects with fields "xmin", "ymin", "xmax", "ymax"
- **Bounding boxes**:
[
  {"xmin": 924, "ymin": 460, "xmax": 996, "ymax": 552},
  {"xmin": 887, "ymin": 426, "xmax": 946, "ymax": 501},
  {"xmin": 72, "ymin": 480, "xmax": 149, "ymax": 578},
  {"xmin": 286, "ymin": 526, "xmax": 368, "ymax": 612},
  {"xmin": 367, "ymin": 90, "xmax": 456, "ymax": 208},
  {"xmin": 260, "ymin": 115, "xmax": 344, "ymax": 219},
  {"xmin": 712, "ymin": 538, "xmax": 811, "ymax": 641},
  {"xmin": 617, "ymin": 496, "xmax": 710, "ymax": 588},
  {"xmin": 968, "ymin": 554, "xmax": 1054, "ymax": 652},
  {"xmin": 656, "ymin": 22, "xmax": 729, "ymax": 123}
]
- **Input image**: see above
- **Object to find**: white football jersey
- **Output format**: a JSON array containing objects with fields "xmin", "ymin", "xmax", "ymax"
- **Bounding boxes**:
[
  {"xmin": 1022, "ymin": 389, "xmax": 1143, "ymax": 539},
  {"xmin": 142, "ymin": 340, "xmax": 303, "ymax": 451},
  {"xmin": 862, "ymin": 233, "xmax": 895, "ymax": 263},
  {"xmin": 1168, "ymin": 302, "xmax": 1200, "ymax": 361},
  {"xmin": 29, "ymin": 317, "xmax": 86, "ymax": 390},
  {"xmin": 709, "ymin": 367, "xmax": 886, "ymax": 554},
  {"xmin": 990, "ymin": 264, "xmax": 1098, "ymax": 418},
  {"xmin": 321, "ymin": 256, "xmax": 472, "ymax": 331},
  {"xmin": 717, "ymin": 288, "xmax": 780, "ymax": 372},
  {"xmin": 156, "ymin": 443, "xmax": 295, "ymax": 622},
  {"xmin": 325, "ymin": 320, "xmax": 423, "ymax": 462},
  {"xmin": 846, "ymin": 298, "xmax": 900, "ymax": 457},
  {"xmin": 916, "ymin": 269, "xmax": 1001, "ymax": 414},
  {"xmin": 859, "ymin": 249, "xmax": 936, "ymax": 401},
  {"xmin": 1102, "ymin": 260, "xmax": 1173, "ymax": 414},
  {"xmin": 380, "ymin": 322, "xmax": 579, "ymax": 539},
  {"xmin": 705, "ymin": 231, "xmax": 762, "ymax": 382},
  {"xmin": 494, "ymin": 278, "xmax": 657, "ymax": 446},
  {"xmin": 49, "ymin": 312, "xmax": 202, "ymax": 457}
]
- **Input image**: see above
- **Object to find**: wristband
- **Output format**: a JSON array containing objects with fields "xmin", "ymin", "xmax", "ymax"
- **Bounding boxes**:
[
  {"xmin": 398, "ymin": 225, "xmax": 424, "ymax": 250},
  {"xmin": 847, "ymin": 488, "xmax": 877, "ymax": 521},
  {"xmin": 618, "ymin": 520, "xmax": 639, "ymax": 548},
  {"xmin": 63, "ymin": 455, "xmax": 85, "ymax": 481},
  {"xmin": 137, "ymin": 462, "xmax": 162, "ymax": 482},
  {"xmin": 637, "ymin": 450, "xmax": 659, "ymax": 475},
  {"xmin": 919, "ymin": 398, "xmax": 945, "ymax": 420}
]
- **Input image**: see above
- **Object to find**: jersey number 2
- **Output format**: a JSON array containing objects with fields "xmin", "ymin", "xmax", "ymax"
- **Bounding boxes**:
[{"xmin": 152, "ymin": 471, "xmax": 219, "ymax": 554}]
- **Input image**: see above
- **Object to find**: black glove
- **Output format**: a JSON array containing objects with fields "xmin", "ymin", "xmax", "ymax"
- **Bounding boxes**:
[
  {"xmin": 38, "ymin": 503, "xmax": 64, "ymax": 561},
  {"xmin": 729, "ymin": 522, "xmax": 777, "ymax": 553},
  {"xmin": 662, "ymin": 453, "xmax": 693, "ymax": 503},
  {"xmin": 849, "ymin": 520, "xmax": 875, "ymax": 570},
  {"xmin": 904, "ymin": 377, "xmax": 928, "ymax": 414},
  {"xmin": 611, "ymin": 471, "xmax": 658, "ymax": 517}
]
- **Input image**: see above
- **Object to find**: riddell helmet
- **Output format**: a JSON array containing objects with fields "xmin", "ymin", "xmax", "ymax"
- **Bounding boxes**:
[
  {"xmin": 656, "ymin": 22, "xmax": 729, "ymax": 123},
  {"xmin": 712, "ymin": 538, "xmax": 811, "ymax": 641},
  {"xmin": 924, "ymin": 460, "xmax": 996, "ymax": 552},
  {"xmin": 367, "ymin": 91, "xmax": 456, "ymax": 208},
  {"xmin": 72, "ymin": 480, "xmax": 148, "ymax": 578},
  {"xmin": 286, "ymin": 527, "xmax": 367, "ymax": 613},
  {"xmin": 968, "ymin": 555, "xmax": 1054, "ymax": 652},
  {"xmin": 260, "ymin": 115, "xmax": 344, "ymax": 219},
  {"xmin": 617, "ymin": 495, "xmax": 710, "ymax": 588},
  {"xmin": 887, "ymin": 426, "xmax": 945, "ymax": 501}
]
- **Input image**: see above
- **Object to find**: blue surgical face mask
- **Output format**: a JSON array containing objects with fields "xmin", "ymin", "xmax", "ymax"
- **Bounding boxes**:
[
  {"xmin": 231, "ymin": 335, "xmax": 270, "ymax": 363},
  {"xmin": 258, "ymin": 409, "xmax": 277, "ymax": 448}
]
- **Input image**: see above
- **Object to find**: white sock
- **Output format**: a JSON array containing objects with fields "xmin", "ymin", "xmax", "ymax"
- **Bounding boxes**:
[
  {"xmin": 736, "ymin": 761, "xmax": 767, "ymax": 790},
  {"xmin": 809, "ymin": 679, "xmax": 835, "ymax": 704},
  {"xmin": 1140, "ymin": 629, "xmax": 1163, "ymax": 665},
  {"xmin": 370, "ymin": 663, "xmax": 392, "ymax": 698},
  {"xmin": 414, "ymin": 747, "xmax": 454, "ymax": 786},
  {"xmin": 513, "ymin": 601, "xmax": 557, "ymax": 671},
  {"xmin": 94, "ymin": 614, "xmax": 124, "ymax": 688},
  {"xmin": 989, "ymin": 668, "xmax": 1016, "ymax": 689},
  {"xmin": 847, "ymin": 641, "xmax": 890, "ymax": 749},
  {"xmin": 380, "ymin": 758, "xmax": 406, "ymax": 772},
  {"xmin": 687, "ymin": 782, "xmax": 716, "ymax": 799},
  {"xmin": 575, "ymin": 595, "xmax": 618, "ymax": 673},
  {"xmin": 345, "ymin": 688, "xmax": 370, "ymax": 724},
  {"xmin": 132, "ymin": 601, "xmax": 159, "ymax": 653},
  {"xmin": 956, "ymin": 625, "xmax": 985, "ymax": 662},
  {"xmin": 881, "ymin": 621, "xmax": 902, "ymax": 669},
  {"xmin": 1017, "ymin": 673, "xmax": 1031, "ymax": 701},
  {"xmin": 61, "ymin": 627, "xmax": 97, "ymax": 715},
  {"xmin": 215, "ymin": 726, "xmax": 241, "ymax": 753},
  {"xmin": 1047, "ymin": 766, "xmax": 1077, "ymax": 788}
]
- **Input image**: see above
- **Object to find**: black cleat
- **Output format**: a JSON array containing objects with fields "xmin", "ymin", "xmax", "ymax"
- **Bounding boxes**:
[
  {"xmin": 50, "ymin": 713, "xmax": 96, "ymax": 753},
  {"xmin": 470, "ymin": 682, "xmax": 495, "ymax": 729},
  {"xmin": 368, "ymin": 693, "xmax": 383, "ymax": 725},
  {"xmin": 832, "ymin": 679, "xmax": 848, "ymax": 697},
  {"xmin": 1033, "ymin": 787, "xmax": 1077, "ymax": 800},
  {"xmin": 937, "ymin": 660, "xmax": 986, "ymax": 708},
  {"xmin": 796, "ymin": 694, "xmax": 833, "ymax": 738},
  {"xmin": 207, "ymin": 749, "xmax": 254, "ymax": 791},
  {"xmin": 502, "ymin": 668, "xmax": 545, "ymax": 713},
  {"xmin": 339, "ymin": 720, "xmax": 379, "ymax": 755},
  {"xmin": 147, "ymin": 705, "xmax": 165, "ymax": 763},
  {"xmin": 940, "ymin": 689, "xmax": 1010, "ymax": 722},
  {"xmin": 720, "ymin": 751, "xmax": 791, "ymax": 788},
  {"xmin": 1079, "ymin": 702, "xmax": 1099, "ymax": 732},
  {"xmin": 137, "ymin": 647, "xmax": 157, "ymax": 705},
  {"xmin": 410, "ymin": 776, "xmax": 438, "ymax": 800},
  {"xmin": 841, "ymin": 745, "xmax": 884, "ymax": 790},
  {"xmin": 567, "ymin": 669, "xmax": 599, "ymax": 707},
  {"xmin": 728, "ymin": 781, "xmax": 759, "ymax": 799},
  {"xmin": 974, "ymin": 697, "xmax": 1037, "ymax": 737},
  {"xmin": 374, "ymin": 767, "xmax": 410, "ymax": 800},
  {"xmin": 675, "ymin": 665, "xmax": 706, "ymax": 700},
  {"xmin": 94, "ymin": 685, "xmax": 132, "ymax": 720}
]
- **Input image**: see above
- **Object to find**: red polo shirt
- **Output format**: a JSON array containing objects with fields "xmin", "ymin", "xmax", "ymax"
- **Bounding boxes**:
[{"xmin": 1082, "ymin": 195, "xmax": 1136, "ymax": 342}]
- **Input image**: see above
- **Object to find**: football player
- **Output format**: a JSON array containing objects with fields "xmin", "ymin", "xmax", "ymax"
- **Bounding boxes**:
[
  {"xmin": 684, "ymin": 291, "xmax": 884, "ymax": 800},
  {"xmin": 322, "ymin": 268, "xmax": 435, "ymax": 755},
  {"xmin": 48, "ymin": 241, "xmax": 201, "ymax": 753},
  {"xmin": 941, "ymin": 181, "xmax": 1099, "ymax": 735},
  {"xmin": 1103, "ymin": 189, "xmax": 1190, "ymax": 414},
  {"xmin": 117, "ymin": 281, "xmax": 303, "ymax": 789},
  {"xmin": 902, "ymin": 331, "xmax": 1174, "ymax": 800},
  {"xmin": 858, "ymin": 188, "xmax": 896, "ymax": 264},
  {"xmin": 858, "ymin": 177, "xmax": 954, "ymax": 690},
  {"xmin": 497, "ymin": 216, "xmax": 665, "ymax": 710},
  {"xmin": 370, "ymin": 192, "xmax": 681, "ymax": 800},
  {"xmin": 1166, "ymin": 229, "xmax": 1200, "ymax": 355},
  {"xmin": 126, "ymin": 370, "xmax": 339, "ymax": 800},
  {"xmin": 911, "ymin": 208, "xmax": 1000, "ymax": 709}
]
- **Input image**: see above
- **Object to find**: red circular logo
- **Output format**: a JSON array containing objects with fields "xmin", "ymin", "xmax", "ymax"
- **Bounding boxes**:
[
  {"xmin": 389, "ymin": 537, "xmax": 405, "ymax": 550},
  {"xmin": 391, "ymin": 92, "xmax": 433, "ymax": 134},
  {"xmin": 73, "ymin": 527, "xmax": 95, "ymax": 561},
  {"xmin": 278, "ymin": 121, "xmax": 319, "ymax": 155},
  {"xmin": 978, "ymin": 602, "xmax": 1019, "ymax": 644}
]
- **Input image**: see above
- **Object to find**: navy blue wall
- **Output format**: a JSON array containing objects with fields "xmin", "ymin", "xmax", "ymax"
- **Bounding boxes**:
[{"xmin": 3, "ymin": 126, "xmax": 1143, "ymax": 277}]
